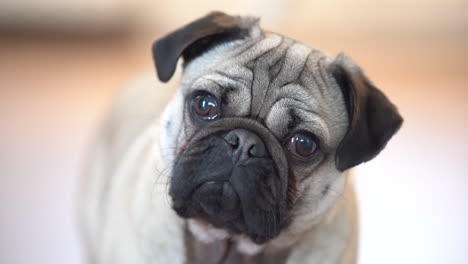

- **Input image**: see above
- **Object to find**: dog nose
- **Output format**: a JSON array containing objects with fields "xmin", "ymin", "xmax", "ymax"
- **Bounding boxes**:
[{"xmin": 224, "ymin": 129, "xmax": 267, "ymax": 161}]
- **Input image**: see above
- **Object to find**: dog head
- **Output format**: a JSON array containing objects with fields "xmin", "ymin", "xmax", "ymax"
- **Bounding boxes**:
[{"xmin": 153, "ymin": 12, "xmax": 402, "ymax": 245}]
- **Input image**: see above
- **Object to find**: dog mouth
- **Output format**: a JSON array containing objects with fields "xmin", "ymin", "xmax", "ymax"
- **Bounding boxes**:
[
  {"xmin": 170, "ymin": 152, "xmax": 285, "ymax": 244},
  {"xmin": 172, "ymin": 176, "xmax": 281, "ymax": 244},
  {"xmin": 168, "ymin": 118, "xmax": 290, "ymax": 244},
  {"xmin": 173, "ymin": 180, "xmax": 245, "ymax": 233},
  {"xmin": 193, "ymin": 181, "xmax": 240, "ymax": 221},
  {"xmin": 170, "ymin": 148, "xmax": 283, "ymax": 243}
]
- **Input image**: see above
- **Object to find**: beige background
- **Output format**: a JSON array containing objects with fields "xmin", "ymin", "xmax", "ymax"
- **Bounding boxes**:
[{"xmin": 0, "ymin": 0, "xmax": 467, "ymax": 263}]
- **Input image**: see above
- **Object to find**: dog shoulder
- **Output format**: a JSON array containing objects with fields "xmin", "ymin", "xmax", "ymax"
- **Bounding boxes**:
[{"xmin": 80, "ymin": 72, "xmax": 185, "ymax": 263}]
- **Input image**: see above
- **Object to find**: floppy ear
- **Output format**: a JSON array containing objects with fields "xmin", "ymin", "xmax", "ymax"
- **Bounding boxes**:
[
  {"xmin": 327, "ymin": 54, "xmax": 403, "ymax": 171},
  {"xmin": 152, "ymin": 11, "xmax": 258, "ymax": 82}
]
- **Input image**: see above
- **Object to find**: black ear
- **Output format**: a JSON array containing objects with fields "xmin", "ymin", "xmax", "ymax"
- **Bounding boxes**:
[
  {"xmin": 152, "ymin": 11, "xmax": 258, "ymax": 82},
  {"xmin": 328, "ymin": 54, "xmax": 403, "ymax": 171}
]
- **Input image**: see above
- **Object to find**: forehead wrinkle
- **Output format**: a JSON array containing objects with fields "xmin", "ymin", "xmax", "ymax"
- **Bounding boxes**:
[
  {"xmin": 270, "ymin": 97, "xmax": 320, "ymax": 117},
  {"xmin": 255, "ymin": 43, "xmax": 313, "ymax": 121},
  {"xmin": 308, "ymin": 57, "xmax": 332, "ymax": 100},
  {"xmin": 237, "ymin": 34, "xmax": 283, "ymax": 63},
  {"xmin": 297, "ymin": 55, "xmax": 327, "ymax": 104},
  {"xmin": 247, "ymin": 39, "xmax": 294, "ymax": 119},
  {"xmin": 211, "ymin": 70, "xmax": 250, "ymax": 87},
  {"xmin": 277, "ymin": 83, "xmax": 315, "ymax": 102},
  {"xmin": 237, "ymin": 35, "xmax": 289, "ymax": 118},
  {"xmin": 203, "ymin": 72, "xmax": 248, "ymax": 90},
  {"xmin": 271, "ymin": 43, "xmax": 311, "ymax": 86},
  {"xmin": 250, "ymin": 39, "xmax": 303, "ymax": 119}
]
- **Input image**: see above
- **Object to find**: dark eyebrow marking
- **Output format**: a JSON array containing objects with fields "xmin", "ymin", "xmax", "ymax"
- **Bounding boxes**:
[
  {"xmin": 206, "ymin": 78, "xmax": 224, "ymax": 88},
  {"xmin": 204, "ymin": 78, "xmax": 236, "ymax": 106},
  {"xmin": 287, "ymin": 108, "xmax": 303, "ymax": 131},
  {"xmin": 220, "ymin": 86, "xmax": 236, "ymax": 105},
  {"xmin": 271, "ymin": 97, "xmax": 320, "ymax": 118},
  {"xmin": 322, "ymin": 184, "xmax": 330, "ymax": 196}
]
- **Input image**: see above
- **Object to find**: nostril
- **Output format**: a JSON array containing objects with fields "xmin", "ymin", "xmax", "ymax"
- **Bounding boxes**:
[
  {"xmin": 224, "ymin": 129, "xmax": 267, "ymax": 160},
  {"xmin": 248, "ymin": 144, "xmax": 257, "ymax": 157},
  {"xmin": 224, "ymin": 130, "xmax": 240, "ymax": 149},
  {"xmin": 248, "ymin": 142, "xmax": 266, "ymax": 158},
  {"xmin": 227, "ymin": 135, "xmax": 239, "ymax": 149}
]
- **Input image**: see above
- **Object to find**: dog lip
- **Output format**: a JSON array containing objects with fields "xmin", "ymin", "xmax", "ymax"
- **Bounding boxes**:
[{"xmin": 193, "ymin": 180, "xmax": 241, "ymax": 221}]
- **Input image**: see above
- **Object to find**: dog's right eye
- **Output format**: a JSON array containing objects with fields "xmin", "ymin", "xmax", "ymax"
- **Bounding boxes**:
[
  {"xmin": 191, "ymin": 94, "xmax": 220, "ymax": 120},
  {"xmin": 287, "ymin": 132, "xmax": 319, "ymax": 159}
]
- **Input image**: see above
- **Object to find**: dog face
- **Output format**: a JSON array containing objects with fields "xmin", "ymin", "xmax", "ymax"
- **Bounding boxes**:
[{"xmin": 153, "ymin": 12, "xmax": 402, "ymax": 244}]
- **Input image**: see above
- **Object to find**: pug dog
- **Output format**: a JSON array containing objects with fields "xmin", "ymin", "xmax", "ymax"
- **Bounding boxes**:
[{"xmin": 80, "ymin": 11, "xmax": 403, "ymax": 264}]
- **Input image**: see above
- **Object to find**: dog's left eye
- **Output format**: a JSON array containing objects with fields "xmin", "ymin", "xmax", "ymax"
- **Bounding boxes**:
[
  {"xmin": 287, "ymin": 132, "xmax": 318, "ymax": 158},
  {"xmin": 192, "ymin": 94, "xmax": 220, "ymax": 120}
]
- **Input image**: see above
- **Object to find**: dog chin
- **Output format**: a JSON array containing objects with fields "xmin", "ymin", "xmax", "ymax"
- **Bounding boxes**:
[
  {"xmin": 187, "ymin": 219, "xmax": 264, "ymax": 255},
  {"xmin": 187, "ymin": 218, "xmax": 230, "ymax": 243}
]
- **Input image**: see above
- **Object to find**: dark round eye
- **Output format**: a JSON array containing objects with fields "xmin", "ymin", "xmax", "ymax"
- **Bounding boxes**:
[
  {"xmin": 288, "ymin": 133, "xmax": 318, "ymax": 158},
  {"xmin": 192, "ymin": 94, "xmax": 220, "ymax": 120}
]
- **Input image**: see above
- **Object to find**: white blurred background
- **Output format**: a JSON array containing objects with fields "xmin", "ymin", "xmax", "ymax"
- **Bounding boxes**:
[{"xmin": 0, "ymin": 0, "xmax": 467, "ymax": 263}]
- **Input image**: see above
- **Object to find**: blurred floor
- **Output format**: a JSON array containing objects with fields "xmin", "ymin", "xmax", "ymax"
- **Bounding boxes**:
[{"xmin": 0, "ymin": 24, "xmax": 467, "ymax": 264}]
